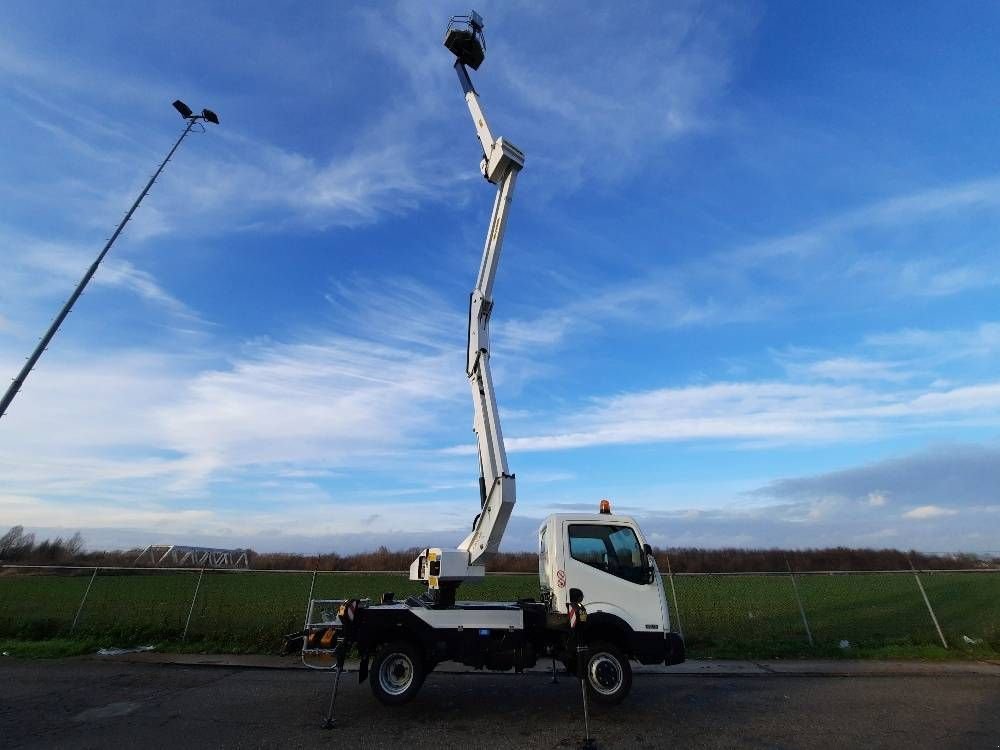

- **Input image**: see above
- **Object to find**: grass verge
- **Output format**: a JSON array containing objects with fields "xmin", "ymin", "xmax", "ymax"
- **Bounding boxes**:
[
  {"xmin": 1, "ymin": 638, "xmax": 106, "ymax": 659},
  {"xmin": 2, "ymin": 636, "xmax": 996, "ymax": 662}
]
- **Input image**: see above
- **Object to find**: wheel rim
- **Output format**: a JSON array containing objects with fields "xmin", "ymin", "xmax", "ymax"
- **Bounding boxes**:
[
  {"xmin": 379, "ymin": 653, "xmax": 414, "ymax": 696},
  {"xmin": 588, "ymin": 652, "xmax": 622, "ymax": 695}
]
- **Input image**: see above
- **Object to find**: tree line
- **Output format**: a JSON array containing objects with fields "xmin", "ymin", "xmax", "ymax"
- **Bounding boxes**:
[
  {"xmin": 0, "ymin": 526, "xmax": 85, "ymax": 563},
  {"xmin": 1, "ymin": 526, "xmax": 996, "ymax": 571}
]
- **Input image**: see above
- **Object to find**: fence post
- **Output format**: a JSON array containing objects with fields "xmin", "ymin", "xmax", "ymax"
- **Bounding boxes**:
[
  {"xmin": 663, "ymin": 552, "xmax": 683, "ymax": 640},
  {"xmin": 908, "ymin": 557, "xmax": 948, "ymax": 649},
  {"xmin": 785, "ymin": 558, "xmax": 814, "ymax": 646},
  {"xmin": 71, "ymin": 567, "xmax": 99, "ymax": 634},
  {"xmin": 182, "ymin": 568, "xmax": 206, "ymax": 642},
  {"xmin": 303, "ymin": 570, "xmax": 318, "ymax": 630}
]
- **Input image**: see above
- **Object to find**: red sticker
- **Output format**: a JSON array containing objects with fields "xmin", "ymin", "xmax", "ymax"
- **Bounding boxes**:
[{"xmin": 556, "ymin": 570, "xmax": 566, "ymax": 588}]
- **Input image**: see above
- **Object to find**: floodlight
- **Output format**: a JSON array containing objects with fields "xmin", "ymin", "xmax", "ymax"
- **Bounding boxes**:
[
  {"xmin": 444, "ymin": 11, "xmax": 486, "ymax": 70},
  {"xmin": 173, "ymin": 99, "xmax": 194, "ymax": 119},
  {"xmin": 0, "ymin": 98, "xmax": 219, "ymax": 422}
]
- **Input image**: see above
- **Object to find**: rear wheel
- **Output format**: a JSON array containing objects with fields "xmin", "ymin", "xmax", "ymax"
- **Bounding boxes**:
[
  {"xmin": 584, "ymin": 641, "xmax": 632, "ymax": 705},
  {"xmin": 370, "ymin": 640, "xmax": 425, "ymax": 705}
]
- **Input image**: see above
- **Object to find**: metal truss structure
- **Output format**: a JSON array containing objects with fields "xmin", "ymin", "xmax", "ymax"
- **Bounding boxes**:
[{"xmin": 134, "ymin": 544, "xmax": 249, "ymax": 569}]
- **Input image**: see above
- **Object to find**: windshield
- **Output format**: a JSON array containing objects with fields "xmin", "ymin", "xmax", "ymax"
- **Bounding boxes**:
[{"xmin": 568, "ymin": 524, "xmax": 647, "ymax": 585}]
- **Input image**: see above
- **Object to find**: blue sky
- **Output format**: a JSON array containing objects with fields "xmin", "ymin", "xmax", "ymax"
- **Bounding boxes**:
[{"xmin": 2, "ymin": 1, "xmax": 999, "ymax": 554}]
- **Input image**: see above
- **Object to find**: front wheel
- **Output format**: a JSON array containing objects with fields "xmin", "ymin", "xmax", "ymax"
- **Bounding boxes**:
[
  {"xmin": 584, "ymin": 641, "xmax": 632, "ymax": 705},
  {"xmin": 370, "ymin": 640, "xmax": 425, "ymax": 705}
]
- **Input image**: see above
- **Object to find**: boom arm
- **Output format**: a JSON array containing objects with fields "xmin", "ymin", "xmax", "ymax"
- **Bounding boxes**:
[
  {"xmin": 409, "ymin": 16, "xmax": 525, "ymax": 592},
  {"xmin": 455, "ymin": 60, "xmax": 524, "ymax": 566}
]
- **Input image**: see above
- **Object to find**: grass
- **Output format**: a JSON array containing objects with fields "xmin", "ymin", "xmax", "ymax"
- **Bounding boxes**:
[
  {"xmin": 1, "ymin": 568, "xmax": 996, "ymax": 659},
  {"xmin": 0, "ymin": 637, "xmax": 104, "ymax": 659}
]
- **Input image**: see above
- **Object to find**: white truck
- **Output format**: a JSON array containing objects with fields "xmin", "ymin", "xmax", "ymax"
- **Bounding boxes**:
[{"xmin": 303, "ymin": 11, "xmax": 684, "ymax": 709}]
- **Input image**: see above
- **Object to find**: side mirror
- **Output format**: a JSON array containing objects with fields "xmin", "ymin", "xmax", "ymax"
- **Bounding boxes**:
[
  {"xmin": 569, "ymin": 587, "xmax": 584, "ymax": 604},
  {"xmin": 643, "ymin": 544, "xmax": 656, "ymax": 583}
]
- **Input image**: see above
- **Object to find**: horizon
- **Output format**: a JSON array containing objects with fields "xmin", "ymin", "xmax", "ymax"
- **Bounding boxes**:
[
  {"xmin": 2, "ymin": 2, "xmax": 1000, "ymax": 554},
  {"xmin": 5, "ymin": 524, "xmax": 996, "ymax": 562}
]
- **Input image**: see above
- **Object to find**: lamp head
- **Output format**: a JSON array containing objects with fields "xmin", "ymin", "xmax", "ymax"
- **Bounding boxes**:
[
  {"xmin": 201, "ymin": 108, "xmax": 220, "ymax": 125},
  {"xmin": 172, "ymin": 99, "xmax": 194, "ymax": 119}
]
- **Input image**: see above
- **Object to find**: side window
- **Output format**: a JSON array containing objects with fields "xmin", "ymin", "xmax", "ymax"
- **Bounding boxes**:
[
  {"xmin": 568, "ymin": 534, "xmax": 606, "ymax": 567},
  {"xmin": 568, "ymin": 524, "xmax": 647, "ymax": 585},
  {"xmin": 608, "ymin": 527, "xmax": 642, "ymax": 567}
]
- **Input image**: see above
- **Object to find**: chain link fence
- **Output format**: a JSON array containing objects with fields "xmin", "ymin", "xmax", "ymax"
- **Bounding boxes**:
[
  {"xmin": 666, "ymin": 569, "xmax": 999, "ymax": 655},
  {"xmin": 1, "ymin": 564, "xmax": 996, "ymax": 657}
]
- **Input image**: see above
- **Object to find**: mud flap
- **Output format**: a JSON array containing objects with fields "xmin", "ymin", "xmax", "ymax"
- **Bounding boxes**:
[
  {"xmin": 358, "ymin": 654, "xmax": 370, "ymax": 684},
  {"xmin": 665, "ymin": 632, "xmax": 686, "ymax": 665}
]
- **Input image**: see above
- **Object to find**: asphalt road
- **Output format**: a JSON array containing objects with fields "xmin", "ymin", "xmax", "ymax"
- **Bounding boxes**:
[{"xmin": 2, "ymin": 659, "xmax": 999, "ymax": 749}]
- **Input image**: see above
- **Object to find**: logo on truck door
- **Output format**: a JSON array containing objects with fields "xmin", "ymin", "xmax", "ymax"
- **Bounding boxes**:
[{"xmin": 556, "ymin": 570, "xmax": 566, "ymax": 588}]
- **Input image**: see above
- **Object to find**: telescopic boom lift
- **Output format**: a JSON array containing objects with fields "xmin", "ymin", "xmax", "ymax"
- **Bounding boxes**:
[
  {"xmin": 409, "ymin": 11, "xmax": 525, "ymax": 602},
  {"xmin": 301, "ymin": 13, "xmax": 683, "ymax": 715}
]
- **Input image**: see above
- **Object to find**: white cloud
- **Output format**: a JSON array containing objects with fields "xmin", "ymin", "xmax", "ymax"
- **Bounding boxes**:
[
  {"xmin": 674, "ymin": 176, "xmax": 1000, "ymax": 329},
  {"xmin": 157, "ymin": 333, "xmax": 461, "ymax": 483},
  {"xmin": 352, "ymin": 2, "xmax": 752, "ymax": 188},
  {"xmin": 494, "ymin": 172, "xmax": 1000, "ymax": 361},
  {"xmin": 867, "ymin": 491, "xmax": 888, "ymax": 507},
  {"xmin": 0, "ymin": 24, "xmax": 468, "ymax": 243},
  {"xmin": 0, "ymin": 1, "xmax": 751, "ymax": 246},
  {"xmin": 2, "ymin": 495, "xmax": 478, "ymax": 550},
  {"xmin": 489, "ymin": 2, "xmax": 748, "ymax": 184},
  {"xmin": 903, "ymin": 505, "xmax": 959, "ymax": 520},
  {"xmin": 0, "ymin": 229, "xmax": 196, "ymax": 320},
  {"xmin": 0, "ymin": 278, "xmax": 471, "ymax": 501},
  {"xmin": 754, "ymin": 444, "xmax": 1000, "ymax": 520},
  {"xmin": 148, "ymin": 134, "xmax": 472, "ymax": 235},
  {"xmin": 5, "ymin": 6, "xmax": 1000, "ymax": 557},
  {"xmin": 787, "ymin": 356, "xmax": 911, "ymax": 383},
  {"xmin": 495, "ymin": 270, "xmax": 779, "ymax": 356},
  {"xmin": 23, "ymin": 492, "xmax": 993, "ymax": 553},
  {"xmin": 445, "ymin": 379, "xmax": 1000, "ymax": 455},
  {"xmin": 865, "ymin": 322, "xmax": 1000, "ymax": 362},
  {"xmin": 733, "ymin": 176, "xmax": 1000, "ymax": 267}
]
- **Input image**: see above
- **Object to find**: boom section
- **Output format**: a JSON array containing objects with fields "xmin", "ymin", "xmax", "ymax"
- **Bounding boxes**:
[{"xmin": 455, "ymin": 59, "xmax": 524, "ymax": 566}]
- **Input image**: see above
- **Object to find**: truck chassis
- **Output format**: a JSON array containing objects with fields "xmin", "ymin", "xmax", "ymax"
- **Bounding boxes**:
[{"xmin": 304, "ymin": 593, "xmax": 684, "ymax": 707}]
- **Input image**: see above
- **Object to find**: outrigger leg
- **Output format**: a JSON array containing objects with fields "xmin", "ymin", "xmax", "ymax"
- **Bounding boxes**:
[
  {"xmin": 576, "ymin": 644, "xmax": 594, "ymax": 749},
  {"xmin": 567, "ymin": 601, "xmax": 594, "ymax": 749},
  {"xmin": 322, "ymin": 640, "xmax": 348, "ymax": 729}
]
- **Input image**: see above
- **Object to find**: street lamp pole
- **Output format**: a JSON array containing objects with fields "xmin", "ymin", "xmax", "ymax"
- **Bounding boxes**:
[{"xmin": 0, "ymin": 101, "xmax": 219, "ymax": 421}]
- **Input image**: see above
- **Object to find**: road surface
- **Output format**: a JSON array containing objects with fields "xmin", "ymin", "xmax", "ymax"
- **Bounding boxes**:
[{"xmin": 2, "ymin": 658, "xmax": 998, "ymax": 748}]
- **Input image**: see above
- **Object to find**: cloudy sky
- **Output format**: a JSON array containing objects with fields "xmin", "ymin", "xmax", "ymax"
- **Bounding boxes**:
[{"xmin": 1, "ymin": 1, "xmax": 999, "ymax": 554}]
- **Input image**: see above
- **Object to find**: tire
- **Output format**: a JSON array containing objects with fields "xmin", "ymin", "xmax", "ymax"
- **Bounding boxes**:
[
  {"xmin": 584, "ymin": 641, "xmax": 632, "ymax": 705},
  {"xmin": 370, "ymin": 640, "xmax": 425, "ymax": 706}
]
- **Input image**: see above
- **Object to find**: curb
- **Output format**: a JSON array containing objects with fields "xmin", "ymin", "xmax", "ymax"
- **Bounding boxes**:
[{"xmin": 83, "ymin": 652, "xmax": 1000, "ymax": 677}]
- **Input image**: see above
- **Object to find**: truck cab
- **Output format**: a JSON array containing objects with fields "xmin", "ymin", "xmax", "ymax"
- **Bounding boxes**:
[{"xmin": 538, "ymin": 507, "xmax": 685, "ymax": 669}]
